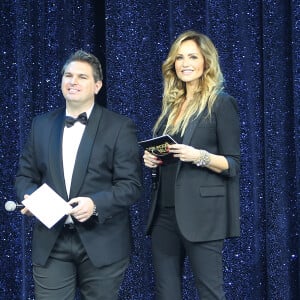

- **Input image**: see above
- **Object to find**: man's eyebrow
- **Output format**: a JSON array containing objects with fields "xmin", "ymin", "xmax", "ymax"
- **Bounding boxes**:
[{"xmin": 64, "ymin": 72, "xmax": 89, "ymax": 76}]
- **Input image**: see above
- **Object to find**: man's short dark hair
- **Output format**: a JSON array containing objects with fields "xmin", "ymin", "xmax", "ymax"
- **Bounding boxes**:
[{"xmin": 61, "ymin": 50, "xmax": 103, "ymax": 81}]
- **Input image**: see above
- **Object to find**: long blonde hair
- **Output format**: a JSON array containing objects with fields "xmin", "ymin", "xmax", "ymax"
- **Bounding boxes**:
[{"xmin": 153, "ymin": 30, "xmax": 224, "ymax": 136}]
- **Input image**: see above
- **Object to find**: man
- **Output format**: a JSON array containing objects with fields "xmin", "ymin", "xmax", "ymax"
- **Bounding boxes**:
[{"xmin": 15, "ymin": 50, "xmax": 142, "ymax": 299}]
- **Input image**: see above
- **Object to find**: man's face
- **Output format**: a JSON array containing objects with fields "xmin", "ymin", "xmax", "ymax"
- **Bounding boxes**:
[{"xmin": 61, "ymin": 61, "xmax": 102, "ymax": 110}]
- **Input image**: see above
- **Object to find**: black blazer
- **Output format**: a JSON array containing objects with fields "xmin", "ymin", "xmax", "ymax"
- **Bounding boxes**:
[
  {"xmin": 15, "ymin": 104, "xmax": 142, "ymax": 267},
  {"xmin": 146, "ymin": 93, "xmax": 240, "ymax": 241}
]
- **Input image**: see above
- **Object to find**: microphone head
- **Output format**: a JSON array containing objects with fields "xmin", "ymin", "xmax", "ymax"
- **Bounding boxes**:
[{"xmin": 5, "ymin": 201, "xmax": 17, "ymax": 211}]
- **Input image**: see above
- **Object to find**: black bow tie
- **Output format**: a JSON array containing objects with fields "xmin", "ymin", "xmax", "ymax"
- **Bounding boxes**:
[{"xmin": 65, "ymin": 112, "xmax": 88, "ymax": 128}]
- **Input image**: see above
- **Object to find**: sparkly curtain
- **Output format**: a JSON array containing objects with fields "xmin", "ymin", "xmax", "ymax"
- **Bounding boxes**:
[
  {"xmin": 1, "ymin": 0, "xmax": 299, "ymax": 299},
  {"xmin": 106, "ymin": 0, "xmax": 300, "ymax": 299},
  {"xmin": 0, "ymin": 1, "xmax": 103, "ymax": 299}
]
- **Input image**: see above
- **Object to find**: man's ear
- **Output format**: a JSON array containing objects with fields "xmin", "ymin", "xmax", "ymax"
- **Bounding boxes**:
[{"xmin": 95, "ymin": 80, "xmax": 102, "ymax": 94}]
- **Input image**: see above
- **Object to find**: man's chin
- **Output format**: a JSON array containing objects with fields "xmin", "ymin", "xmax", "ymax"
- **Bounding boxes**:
[{"xmin": 66, "ymin": 97, "xmax": 81, "ymax": 103}]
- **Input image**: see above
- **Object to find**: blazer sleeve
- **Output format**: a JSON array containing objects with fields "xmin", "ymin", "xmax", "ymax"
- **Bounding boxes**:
[
  {"xmin": 89, "ymin": 118, "xmax": 143, "ymax": 222},
  {"xmin": 15, "ymin": 117, "xmax": 42, "ymax": 200},
  {"xmin": 214, "ymin": 93, "xmax": 240, "ymax": 178}
]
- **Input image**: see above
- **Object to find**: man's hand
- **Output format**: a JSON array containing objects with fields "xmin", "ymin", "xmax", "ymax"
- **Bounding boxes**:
[
  {"xmin": 20, "ymin": 194, "xmax": 33, "ymax": 216},
  {"xmin": 68, "ymin": 197, "xmax": 95, "ymax": 222}
]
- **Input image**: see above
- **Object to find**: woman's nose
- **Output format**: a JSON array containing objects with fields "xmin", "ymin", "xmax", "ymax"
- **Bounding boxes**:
[{"xmin": 182, "ymin": 58, "xmax": 189, "ymax": 66}]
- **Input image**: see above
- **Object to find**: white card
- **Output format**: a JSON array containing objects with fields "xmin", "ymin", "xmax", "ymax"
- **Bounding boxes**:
[{"xmin": 22, "ymin": 183, "xmax": 72, "ymax": 229}]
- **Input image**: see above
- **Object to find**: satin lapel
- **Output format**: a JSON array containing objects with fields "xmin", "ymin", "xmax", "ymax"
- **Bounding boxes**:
[
  {"xmin": 48, "ymin": 110, "xmax": 68, "ymax": 199},
  {"xmin": 69, "ymin": 105, "xmax": 102, "ymax": 198}
]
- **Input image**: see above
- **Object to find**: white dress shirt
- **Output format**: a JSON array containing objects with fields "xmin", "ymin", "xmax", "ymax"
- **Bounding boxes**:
[{"xmin": 62, "ymin": 105, "xmax": 93, "ymax": 223}]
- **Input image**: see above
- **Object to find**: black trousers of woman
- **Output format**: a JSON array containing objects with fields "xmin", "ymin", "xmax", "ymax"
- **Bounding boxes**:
[{"xmin": 151, "ymin": 207, "xmax": 225, "ymax": 300}]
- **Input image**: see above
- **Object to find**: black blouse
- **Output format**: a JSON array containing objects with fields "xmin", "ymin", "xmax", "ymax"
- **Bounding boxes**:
[{"xmin": 157, "ymin": 126, "xmax": 183, "ymax": 207}]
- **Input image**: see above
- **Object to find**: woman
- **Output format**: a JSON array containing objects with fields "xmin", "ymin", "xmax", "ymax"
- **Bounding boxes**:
[{"xmin": 143, "ymin": 30, "xmax": 240, "ymax": 299}]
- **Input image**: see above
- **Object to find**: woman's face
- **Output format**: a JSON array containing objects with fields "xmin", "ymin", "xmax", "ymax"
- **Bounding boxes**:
[{"xmin": 174, "ymin": 39, "xmax": 205, "ymax": 86}]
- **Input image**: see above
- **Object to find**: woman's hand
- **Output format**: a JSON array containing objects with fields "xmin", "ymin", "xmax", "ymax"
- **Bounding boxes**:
[
  {"xmin": 168, "ymin": 144, "xmax": 200, "ymax": 162},
  {"xmin": 143, "ymin": 150, "xmax": 163, "ymax": 168},
  {"xmin": 169, "ymin": 144, "xmax": 229, "ymax": 172}
]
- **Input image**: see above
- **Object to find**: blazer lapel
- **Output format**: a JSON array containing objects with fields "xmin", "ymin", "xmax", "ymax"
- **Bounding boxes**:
[
  {"xmin": 154, "ymin": 114, "xmax": 168, "ymax": 137},
  {"xmin": 69, "ymin": 104, "xmax": 103, "ymax": 198},
  {"xmin": 48, "ymin": 110, "xmax": 68, "ymax": 199},
  {"xmin": 176, "ymin": 112, "xmax": 204, "ymax": 174},
  {"xmin": 182, "ymin": 114, "xmax": 201, "ymax": 145}
]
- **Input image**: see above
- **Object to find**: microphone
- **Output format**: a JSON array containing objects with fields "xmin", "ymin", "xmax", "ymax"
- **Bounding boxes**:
[
  {"xmin": 151, "ymin": 168, "xmax": 158, "ymax": 190},
  {"xmin": 4, "ymin": 201, "xmax": 25, "ymax": 212}
]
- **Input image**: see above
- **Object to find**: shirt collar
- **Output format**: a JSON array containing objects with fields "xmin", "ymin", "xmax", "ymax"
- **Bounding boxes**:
[{"xmin": 65, "ymin": 104, "xmax": 94, "ymax": 119}]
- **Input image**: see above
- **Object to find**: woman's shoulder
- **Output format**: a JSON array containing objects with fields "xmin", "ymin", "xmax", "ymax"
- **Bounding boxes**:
[
  {"xmin": 214, "ymin": 91, "xmax": 239, "ymax": 111},
  {"xmin": 216, "ymin": 91, "xmax": 236, "ymax": 102}
]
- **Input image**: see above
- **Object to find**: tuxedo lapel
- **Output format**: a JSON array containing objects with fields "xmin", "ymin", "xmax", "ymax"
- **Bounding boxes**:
[
  {"xmin": 48, "ymin": 110, "xmax": 68, "ymax": 199},
  {"xmin": 69, "ymin": 104, "xmax": 103, "ymax": 198}
]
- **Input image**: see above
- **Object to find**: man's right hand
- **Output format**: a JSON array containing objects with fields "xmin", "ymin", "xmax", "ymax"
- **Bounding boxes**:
[{"xmin": 20, "ymin": 194, "xmax": 33, "ymax": 216}]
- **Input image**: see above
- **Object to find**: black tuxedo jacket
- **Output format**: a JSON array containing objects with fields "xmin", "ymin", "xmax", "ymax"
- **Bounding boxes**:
[
  {"xmin": 15, "ymin": 104, "xmax": 142, "ymax": 267},
  {"xmin": 146, "ymin": 93, "xmax": 241, "ymax": 241}
]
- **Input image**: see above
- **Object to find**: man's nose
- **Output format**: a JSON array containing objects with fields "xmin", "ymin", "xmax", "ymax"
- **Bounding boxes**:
[{"xmin": 70, "ymin": 76, "xmax": 78, "ymax": 84}]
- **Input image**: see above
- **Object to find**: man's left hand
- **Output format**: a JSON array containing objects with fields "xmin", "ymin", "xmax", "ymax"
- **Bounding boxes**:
[{"xmin": 68, "ymin": 197, "xmax": 95, "ymax": 222}]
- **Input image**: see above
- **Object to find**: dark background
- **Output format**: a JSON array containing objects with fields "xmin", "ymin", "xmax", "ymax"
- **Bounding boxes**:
[{"xmin": 0, "ymin": 0, "xmax": 299, "ymax": 299}]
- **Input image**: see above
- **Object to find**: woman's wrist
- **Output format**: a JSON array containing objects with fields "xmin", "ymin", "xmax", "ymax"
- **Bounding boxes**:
[{"xmin": 193, "ymin": 149, "xmax": 211, "ymax": 167}]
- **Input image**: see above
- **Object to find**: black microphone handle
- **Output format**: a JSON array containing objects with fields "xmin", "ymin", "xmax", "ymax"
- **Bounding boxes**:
[
  {"xmin": 15, "ymin": 203, "xmax": 25, "ymax": 209},
  {"xmin": 151, "ymin": 168, "xmax": 158, "ymax": 190},
  {"xmin": 4, "ymin": 201, "xmax": 25, "ymax": 211}
]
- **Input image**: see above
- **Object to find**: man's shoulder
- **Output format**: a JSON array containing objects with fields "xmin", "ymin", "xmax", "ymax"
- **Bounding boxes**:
[
  {"xmin": 96, "ymin": 104, "xmax": 132, "ymax": 124},
  {"xmin": 34, "ymin": 107, "xmax": 65, "ymax": 121}
]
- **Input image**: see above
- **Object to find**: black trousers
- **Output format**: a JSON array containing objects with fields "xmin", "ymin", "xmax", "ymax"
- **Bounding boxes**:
[
  {"xmin": 151, "ymin": 207, "xmax": 225, "ymax": 300},
  {"xmin": 33, "ymin": 226, "xmax": 129, "ymax": 300}
]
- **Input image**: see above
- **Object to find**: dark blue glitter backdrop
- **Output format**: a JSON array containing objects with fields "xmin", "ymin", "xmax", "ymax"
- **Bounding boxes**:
[
  {"xmin": 0, "ymin": 1, "xmax": 102, "ymax": 299},
  {"xmin": 1, "ymin": 0, "xmax": 299, "ymax": 299}
]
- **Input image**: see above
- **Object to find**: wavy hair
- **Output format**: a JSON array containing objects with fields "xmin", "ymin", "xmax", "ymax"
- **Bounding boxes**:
[{"xmin": 153, "ymin": 31, "xmax": 224, "ymax": 136}]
